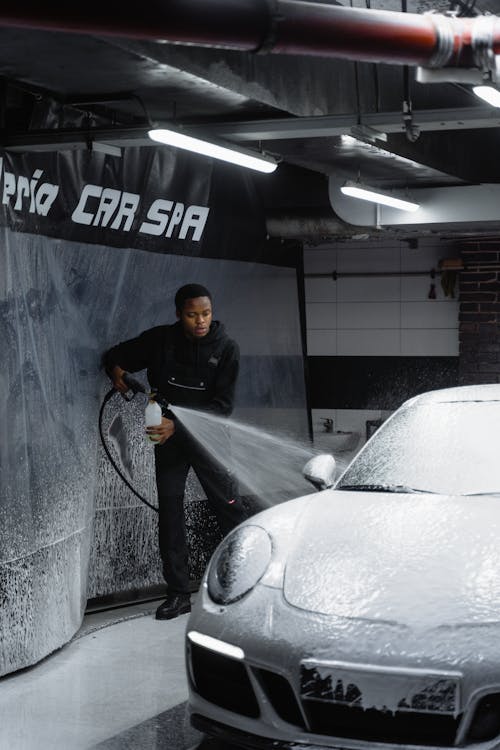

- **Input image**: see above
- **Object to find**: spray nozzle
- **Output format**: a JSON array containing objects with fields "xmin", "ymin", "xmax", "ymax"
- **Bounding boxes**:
[{"xmin": 122, "ymin": 372, "xmax": 147, "ymax": 395}]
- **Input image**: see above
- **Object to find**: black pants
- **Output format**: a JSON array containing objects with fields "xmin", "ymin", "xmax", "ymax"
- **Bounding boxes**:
[{"xmin": 154, "ymin": 430, "xmax": 246, "ymax": 594}]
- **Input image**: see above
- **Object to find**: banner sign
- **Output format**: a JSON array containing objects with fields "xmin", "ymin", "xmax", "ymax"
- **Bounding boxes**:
[{"xmin": 0, "ymin": 145, "xmax": 273, "ymax": 261}]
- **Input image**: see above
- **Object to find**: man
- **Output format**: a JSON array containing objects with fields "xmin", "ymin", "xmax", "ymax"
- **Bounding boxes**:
[{"xmin": 103, "ymin": 283, "xmax": 244, "ymax": 620}]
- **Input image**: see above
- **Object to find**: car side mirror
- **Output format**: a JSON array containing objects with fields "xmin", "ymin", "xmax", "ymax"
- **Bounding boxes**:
[{"xmin": 303, "ymin": 454, "xmax": 336, "ymax": 491}]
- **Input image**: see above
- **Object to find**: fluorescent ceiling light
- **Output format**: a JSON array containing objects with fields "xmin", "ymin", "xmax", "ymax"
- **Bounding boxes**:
[
  {"xmin": 148, "ymin": 127, "xmax": 278, "ymax": 173},
  {"xmin": 472, "ymin": 85, "xmax": 500, "ymax": 108},
  {"xmin": 341, "ymin": 181, "xmax": 419, "ymax": 212}
]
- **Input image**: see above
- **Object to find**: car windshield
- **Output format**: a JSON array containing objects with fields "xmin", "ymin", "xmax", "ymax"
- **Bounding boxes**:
[{"xmin": 337, "ymin": 400, "xmax": 500, "ymax": 497}]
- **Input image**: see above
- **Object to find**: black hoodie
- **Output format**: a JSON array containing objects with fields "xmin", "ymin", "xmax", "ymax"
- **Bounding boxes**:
[{"xmin": 103, "ymin": 321, "xmax": 239, "ymax": 416}]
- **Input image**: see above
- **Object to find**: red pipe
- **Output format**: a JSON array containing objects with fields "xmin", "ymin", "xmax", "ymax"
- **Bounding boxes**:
[
  {"xmin": 273, "ymin": 1, "xmax": 475, "ymax": 67},
  {"xmin": 0, "ymin": 1, "xmax": 271, "ymax": 50},
  {"xmin": 0, "ymin": 0, "xmax": 497, "ymax": 70}
]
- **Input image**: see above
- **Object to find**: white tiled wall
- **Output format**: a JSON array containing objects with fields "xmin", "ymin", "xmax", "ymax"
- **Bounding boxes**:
[
  {"xmin": 304, "ymin": 238, "xmax": 459, "ymax": 358},
  {"xmin": 305, "ymin": 238, "xmax": 460, "ymax": 452}
]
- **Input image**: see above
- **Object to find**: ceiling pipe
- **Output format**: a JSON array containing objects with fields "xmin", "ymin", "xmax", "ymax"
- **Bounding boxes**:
[
  {"xmin": 0, "ymin": 1, "xmax": 498, "ymax": 72},
  {"xmin": 0, "ymin": 1, "xmax": 270, "ymax": 50},
  {"xmin": 265, "ymin": 209, "xmax": 379, "ymax": 240}
]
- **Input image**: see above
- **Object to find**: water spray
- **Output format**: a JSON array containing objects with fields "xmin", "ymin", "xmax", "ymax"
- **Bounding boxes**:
[
  {"xmin": 99, "ymin": 375, "xmax": 338, "ymax": 516},
  {"xmin": 168, "ymin": 405, "xmax": 328, "ymax": 508}
]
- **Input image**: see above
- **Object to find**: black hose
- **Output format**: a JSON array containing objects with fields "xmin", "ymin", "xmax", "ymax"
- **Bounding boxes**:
[{"xmin": 98, "ymin": 388, "xmax": 159, "ymax": 513}]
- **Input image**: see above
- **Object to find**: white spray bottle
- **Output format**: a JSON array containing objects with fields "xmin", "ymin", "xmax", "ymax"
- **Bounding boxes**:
[{"xmin": 145, "ymin": 392, "xmax": 162, "ymax": 443}]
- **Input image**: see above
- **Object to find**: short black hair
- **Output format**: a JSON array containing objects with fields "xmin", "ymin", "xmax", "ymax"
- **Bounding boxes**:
[{"xmin": 175, "ymin": 283, "xmax": 212, "ymax": 312}]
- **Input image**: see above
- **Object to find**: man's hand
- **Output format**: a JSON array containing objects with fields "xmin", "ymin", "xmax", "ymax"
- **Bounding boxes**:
[
  {"xmin": 110, "ymin": 365, "xmax": 129, "ymax": 394},
  {"xmin": 146, "ymin": 417, "xmax": 175, "ymax": 445}
]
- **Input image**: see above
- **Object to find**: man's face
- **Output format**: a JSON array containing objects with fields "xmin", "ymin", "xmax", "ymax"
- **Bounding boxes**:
[{"xmin": 177, "ymin": 296, "xmax": 213, "ymax": 340}]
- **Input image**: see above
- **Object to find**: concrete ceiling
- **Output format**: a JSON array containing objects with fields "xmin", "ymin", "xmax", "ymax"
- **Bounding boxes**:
[{"xmin": 1, "ymin": 0, "xmax": 500, "ymax": 241}]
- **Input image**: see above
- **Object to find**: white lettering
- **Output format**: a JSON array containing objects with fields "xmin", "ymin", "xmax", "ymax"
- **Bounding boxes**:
[
  {"xmin": 34, "ymin": 183, "xmax": 59, "ymax": 216},
  {"xmin": 178, "ymin": 205, "xmax": 210, "ymax": 241},
  {"xmin": 0, "ymin": 164, "xmax": 211, "ymax": 238},
  {"xmin": 110, "ymin": 192, "xmax": 139, "ymax": 231},
  {"xmin": 72, "ymin": 186, "xmax": 139, "ymax": 229},
  {"xmin": 165, "ymin": 202, "xmax": 184, "ymax": 238},
  {"xmin": 1, "ymin": 166, "xmax": 58, "ymax": 215},
  {"xmin": 29, "ymin": 169, "xmax": 44, "ymax": 213},
  {"xmin": 139, "ymin": 199, "xmax": 173, "ymax": 236},
  {"xmin": 93, "ymin": 188, "xmax": 121, "ymax": 227},
  {"xmin": 2, "ymin": 172, "xmax": 15, "ymax": 205},
  {"xmin": 14, "ymin": 176, "xmax": 30, "ymax": 211},
  {"xmin": 71, "ymin": 184, "xmax": 103, "ymax": 225}
]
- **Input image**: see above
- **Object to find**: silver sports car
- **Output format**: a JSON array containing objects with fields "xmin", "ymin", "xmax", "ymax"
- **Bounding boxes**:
[{"xmin": 186, "ymin": 384, "xmax": 500, "ymax": 750}]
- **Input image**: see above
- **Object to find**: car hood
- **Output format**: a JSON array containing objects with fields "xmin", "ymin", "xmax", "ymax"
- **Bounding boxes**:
[{"xmin": 283, "ymin": 490, "xmax": 500, "ymax": 629}]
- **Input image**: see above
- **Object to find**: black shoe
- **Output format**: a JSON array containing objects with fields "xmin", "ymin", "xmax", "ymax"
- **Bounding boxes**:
[{"xmin": 155, "ymin": 593, "xmax": 191, "ymax": 620}]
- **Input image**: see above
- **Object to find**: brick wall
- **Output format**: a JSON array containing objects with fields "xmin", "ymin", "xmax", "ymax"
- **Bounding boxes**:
[{"xmin": 459, "ymin": 242, "xmax": 500, "ymax": 385}]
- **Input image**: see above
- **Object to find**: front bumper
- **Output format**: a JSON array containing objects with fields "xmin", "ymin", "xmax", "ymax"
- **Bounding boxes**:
[
  {"xmin": 191, "ymin": 712, "xmax": 341, "ymax": 750},
  {"xmin": 186, "ymin": 582, "xmax": 500, "ymax": 750}
]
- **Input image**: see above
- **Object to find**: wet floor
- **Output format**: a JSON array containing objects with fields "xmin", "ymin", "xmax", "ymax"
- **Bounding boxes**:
[
  {"xmin": 91, "ymin": 700, "xmax": 227, "ymax": 749},
  {"xmin": 0, "ymin": 597, "xmax": 238, "ymax": 750}
]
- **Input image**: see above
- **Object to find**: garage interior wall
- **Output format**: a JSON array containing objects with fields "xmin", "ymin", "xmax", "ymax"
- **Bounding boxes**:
[
  {"xmin": 304, "ymin": 237, "xmax": 461, "ymax": 452},
  {"xmin": 0, "ymin": 152, "xmax": 310, "ymax": 677},
  {"xmin": 457, "ymin": 240, "xmax": 500, "ymax": 386}
]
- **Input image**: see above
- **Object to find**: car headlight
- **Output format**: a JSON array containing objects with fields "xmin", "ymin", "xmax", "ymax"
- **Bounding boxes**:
[{"xmin": 207, "ymin": 525, "xmax": 273, "ymax": 605}]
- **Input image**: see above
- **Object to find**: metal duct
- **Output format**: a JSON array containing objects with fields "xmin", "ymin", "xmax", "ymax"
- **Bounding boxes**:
[
  {"xmin": 265, "ymin": 209, "xmax": 380, "ymax": 239},
  {"xmin": 0, "ymin": 1, "xmax": 498, "ymax": 72},
  {"xmin": 329, "ymin": 177, "xmax": 500, "ymax": 232}
]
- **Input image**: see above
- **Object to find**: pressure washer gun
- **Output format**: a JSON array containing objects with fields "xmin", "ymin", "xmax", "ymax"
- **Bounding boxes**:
[
  {"xmin": 121, "ymin": 372, "xmax": 170, "ymax": 415},
  {"xmin": 121, "ymin": 372, "xmax": 147, "ymax": 400}
]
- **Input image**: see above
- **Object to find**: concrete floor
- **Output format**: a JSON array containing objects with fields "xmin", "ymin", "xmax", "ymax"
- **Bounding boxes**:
[{"xmin": 0, "ymin": 596, "xmax": 225, "ymax": 750}]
